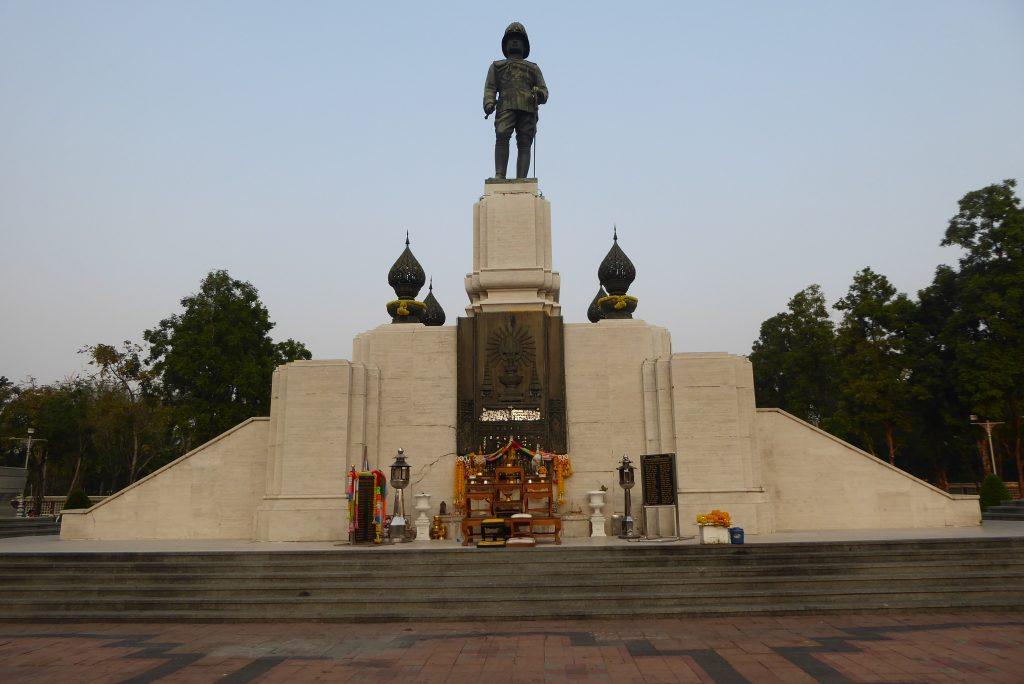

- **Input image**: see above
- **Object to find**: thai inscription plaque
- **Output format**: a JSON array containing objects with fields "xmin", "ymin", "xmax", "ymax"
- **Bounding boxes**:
[
  {"xmin": 457, "ymin": 311, "xmax": 567, "ymax": 454},
  {"xmin": 641, "ymin": 453, "xmax": 677, "ymax": 506}
]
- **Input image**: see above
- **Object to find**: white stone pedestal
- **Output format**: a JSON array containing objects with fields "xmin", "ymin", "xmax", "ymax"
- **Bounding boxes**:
[
  {"xmin": 699, "ymin": 525, "xmax": 730, "ymax": 544},
  {"xmin": 464, "ymin": 179, "xmax": 560, "ymax": 315},
  {"xmin": 414, "ymin": 492, "xmax": 431, "ymax": 541},
  {"xmin": 587, "ymin": 490, "xmax": 607, "ymax": 537}
]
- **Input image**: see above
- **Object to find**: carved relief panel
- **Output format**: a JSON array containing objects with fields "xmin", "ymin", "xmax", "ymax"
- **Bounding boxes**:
[{"xmin": 457, "ymin": 312, "xmax": 567, "ymax": 454}]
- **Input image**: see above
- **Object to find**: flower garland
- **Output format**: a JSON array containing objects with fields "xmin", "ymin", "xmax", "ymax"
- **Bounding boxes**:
[
  {"xmin": 454, "ymin": 438, "xmax": 573, "ymax": 509},
  {"xmin": 553, "ymin": 453, "xmax": 572, "ymax": 504},
  {"xmin": 386, "ymin": 299, "xmax": 427, "ymax": 317},
  {"xmin": 347, "ymin": 467, "xmax": 388, "ymax": 542},
  {"xmin": 696, "ymin": 509, "xmax": 730, "ymax": 528},
  {"xmin": 453, "ymin": 458, "xmax": 467, "ymax": 512},
  {"xmin": 597, "ymin": 294, "xmax": 638, "ymax": 311}
]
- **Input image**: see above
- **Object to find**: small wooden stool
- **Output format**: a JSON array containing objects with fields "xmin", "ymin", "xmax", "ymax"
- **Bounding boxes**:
[
  {"xmin": 477, "ymin": 518, "xmax": 507, "ymax": 548},
  {"xmin": 510, "ymin": 513, "xmax": 533, "ymax": 538}
]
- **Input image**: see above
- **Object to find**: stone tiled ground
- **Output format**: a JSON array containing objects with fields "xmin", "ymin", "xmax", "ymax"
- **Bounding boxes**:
[{"xmin": 1, "ymin": 613, "xmax": 1023, "ymax": 682}]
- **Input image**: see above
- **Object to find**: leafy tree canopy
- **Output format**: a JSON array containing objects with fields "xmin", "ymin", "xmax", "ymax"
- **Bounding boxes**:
[
  {"xmin": 832, "ymin": 268, "xmax": 918, "ymax": 462},
  {"xmin": 751, "ymin": 284, "xmax": 837, "ymax": 426},
  {"xmin": 143, "ymin": 270, "xmax": 311, "ymax": 447}
]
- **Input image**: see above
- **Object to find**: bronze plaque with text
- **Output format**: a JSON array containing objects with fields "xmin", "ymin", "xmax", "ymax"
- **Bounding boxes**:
[{"xmin": 641, "ymin": 453, "xmax": 677, "ymax": 506}]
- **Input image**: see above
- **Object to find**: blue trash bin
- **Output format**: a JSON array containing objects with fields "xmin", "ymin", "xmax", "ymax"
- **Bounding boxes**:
[{"xmin": 728, "ymin": 527, "xmax": 744, "ymax": 544}]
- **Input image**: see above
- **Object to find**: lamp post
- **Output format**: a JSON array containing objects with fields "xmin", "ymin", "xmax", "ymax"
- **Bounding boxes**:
[
  {"xmin": 617, "ymin": 454, "xmax": 636, "ymax": 538},
  {"xmin": 390, "ymin": 448, "xmax": 411, "ymax": 542},
  {"xmin": 970, "ymin": 415, "xmax": 1003, "ymax": 476},
  {"xmin": 7, "ymin": 428, "xmax": 44, "ymax": 518},
  {"xmin": 23, "ymin": 428, "xmax": 34, "ymax": 470}
]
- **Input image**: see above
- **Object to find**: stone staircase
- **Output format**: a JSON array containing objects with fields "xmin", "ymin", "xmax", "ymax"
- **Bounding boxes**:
[
  {"xmin": 983, "ymin": 500, "xmax": 1024, "ymax": 521},
  {"xmin": 1, "ymin": 538, "xmax": 1023, "ymax": 622},
  {"xmin": 0, "ymin": 517, "xmax": 59, "ymax": 539}
]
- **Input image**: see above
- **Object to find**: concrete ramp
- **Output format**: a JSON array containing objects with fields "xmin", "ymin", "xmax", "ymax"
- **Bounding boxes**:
[
  {"xmin": 60, "ymin": 418, "xmax": 269, "ymax": 540},
  {"xmin": 756, "ymin": 409, "xmax": 979, "ymax": 531}
]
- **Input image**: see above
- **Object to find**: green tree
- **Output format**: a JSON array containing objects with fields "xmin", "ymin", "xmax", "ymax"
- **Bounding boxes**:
[
  {"xmin": 2, "ymin": 378, "xmax": 93, "ymax": 513},
  {"xmin": 833, "ymin": 268, "xmax": 919, "ymax": 464},
  {"xmin": 144, "ymin": 270, "xmax": 311, "ymax": 448},
  {"xmin": 904, "ymin": 266, "xmax": 979, "ymax": 485},
  {"xmin": 81, "ymin": 341, "xmax": 168, "ymax": 485},
  {"xmin": 751, "ymin": 285, "xmax": 838, "ymax": 426},
  {"xmin": 940, "ymin": 179, "xmax": 1024, "ymax": 494},
  {"xmin": 0, "ymin": 376, "xmax": 23, "ymax": 467}
]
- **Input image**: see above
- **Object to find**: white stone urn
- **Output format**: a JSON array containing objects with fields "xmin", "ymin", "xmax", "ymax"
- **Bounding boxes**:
[
  {"xmin": 698, "ymin": 525, "xmax": 730, "ymax": 544},
  {"xmin": 586, "ymin": 490, "xmax": 607, "ymax": 538},
  {"xmin": 413, "ymin": 492, "xmax": 431, "ymax": 540}
]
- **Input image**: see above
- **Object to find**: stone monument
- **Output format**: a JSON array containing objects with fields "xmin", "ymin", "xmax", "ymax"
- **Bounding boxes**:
[{"xmin": 60, "ymin": 23, "xmax": 980, "ymax": 542}]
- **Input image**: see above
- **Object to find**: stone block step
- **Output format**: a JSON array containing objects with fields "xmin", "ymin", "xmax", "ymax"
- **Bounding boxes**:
[
  {"xmin": 4, "ymin": 585, "xmax": 1023, "ymax": 620},
  {"xmin": 983, "ymin": 512, "xmax": 1024, "ymax": 520},
  {"xmin": 3, "ymin": 557, "xmax": 1023, "ymax": 585},
  {"xmin": 2, "ymin": 541, "xmax": 1020, "ymax": 567},
  {"xmin": 2, "ymin": 569, "xmax": 1020, "ymax": 600},
  {"xmin": 6, "ymin": 536, "xmax": 1024, "ymax": 562},
  {"xmin": 3, "ymin": 554, "xmax": 1023, "ymax": 580},
  {"xmin": 3, "ymin": 538, "xmax": 1023, "ymax": 620},
  {"xmin": 0, "ymin": 519, "xmax": 59, "ymax": 540},
  {"xmin": 6, "ymin": 594, "xmax": 1024, "ymax": 623},
  {"xmin": 0, "ymin": 530, "xmax": 59, "ymax": 540}
]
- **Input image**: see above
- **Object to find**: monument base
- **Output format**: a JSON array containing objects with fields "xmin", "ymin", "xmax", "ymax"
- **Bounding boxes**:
[{"xmin": 464, "ymin": 179, "xmax": 560, "ymax": 316}]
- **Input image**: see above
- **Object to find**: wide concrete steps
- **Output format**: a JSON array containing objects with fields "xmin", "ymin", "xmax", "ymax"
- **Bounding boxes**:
[
  {"xmin": 2, "ymin": 569, "xmax": 1021, "ymax": 598},
  {"xmin": 2, "ymin": 538, "xmax": 1023, "ymax": 621},
  {"xmin": 0, "ymin": 518, "xmax": 59, "ymax": 539},
  {"xmin": 5, "ymin": 558, "xmax": 1023, "ymax": 584},
  {"xmin": 983, "ymin": 500, "xmax": 1024, "ymax": 521}
]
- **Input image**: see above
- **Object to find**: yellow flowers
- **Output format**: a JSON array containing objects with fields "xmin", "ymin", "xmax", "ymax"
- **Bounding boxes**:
[
  {"xmin": 387, "ymin": 299, "xmax": 427, "ymax": 316},
  {"xmin": 597, "ymin": 295, "xmax": 638, "ymax": 311},
  {"xmin": 696, "ymin": 510, "xmax": 731, "ymax": 527}
]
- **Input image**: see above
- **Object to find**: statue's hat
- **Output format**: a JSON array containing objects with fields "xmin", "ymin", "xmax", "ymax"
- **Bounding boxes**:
[{"xmin": 501, "ymin": 22, "xmax": 530, "ymax": 59}]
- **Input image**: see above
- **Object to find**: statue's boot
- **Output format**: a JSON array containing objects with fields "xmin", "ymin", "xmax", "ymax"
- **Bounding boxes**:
[
  {"xmin": 516, "ymin": 145, "xmax": 531, "ymax": 179},
  {"xmin": 494, "ymin": 140, "xmax": 510, "ymax": 179}
]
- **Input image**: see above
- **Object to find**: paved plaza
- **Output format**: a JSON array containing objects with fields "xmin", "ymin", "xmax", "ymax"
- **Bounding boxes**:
[{"xmin": 1, "ymin": 612, "xmax": 1022, "ymax": 683}]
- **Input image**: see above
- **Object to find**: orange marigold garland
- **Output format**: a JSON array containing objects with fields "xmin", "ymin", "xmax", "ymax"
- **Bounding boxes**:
[
  {"xmin": 696, "ymin": 509, "xmax": 731, "ymax": 527},
  {"xmin": 453, "ymin": 458, "xmax": 467, "ymax": 513},
  {"xmin": 455, "ymin": 440, "xmax": 573, "ymax": 508},
  {"xmin": 553, "ymin": 454, "xmax": 573, "ymax": 504}
]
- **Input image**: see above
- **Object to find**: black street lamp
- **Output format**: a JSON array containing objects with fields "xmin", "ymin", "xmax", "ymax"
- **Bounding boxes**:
[
  {"xmin": 390, "ymin": 448, "xmax": 411, "ymax": 541},
  {"xmin": 617, "ymin": 454, "xmax": 636, "ymax": 538}
]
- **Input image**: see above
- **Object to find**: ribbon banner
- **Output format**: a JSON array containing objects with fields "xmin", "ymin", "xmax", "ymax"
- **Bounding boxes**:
[{"xmin": 346, "ymin": 467, "xmax": 388, "ymax": 543}]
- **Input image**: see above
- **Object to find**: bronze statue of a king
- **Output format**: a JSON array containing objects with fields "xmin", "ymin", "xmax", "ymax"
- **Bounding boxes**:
[{"xmin": 483, "ymin": 22, "xmax": 548, "ymax": 179}]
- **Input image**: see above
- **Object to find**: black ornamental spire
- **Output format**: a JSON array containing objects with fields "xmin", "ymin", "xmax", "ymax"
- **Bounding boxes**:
[
  {"xmin": 597, "ymin": 226, "xmax": 638, "ymax": 319},
  {"xmin": 386, "ymin": 232, "xmax": 428, "ymax": 323},
  {"xmin": 422, "ymin": 278, "xmax": 446, "ymax": 326}
]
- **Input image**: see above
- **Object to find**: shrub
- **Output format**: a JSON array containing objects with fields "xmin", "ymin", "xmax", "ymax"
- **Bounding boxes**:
[
  {"xmin": 979, "ymin": 475, "xmax": 1012, "ymax": 512},
  {"xmin": 64, "ymin": 490, "xmax": 93, "ymax": 510}
]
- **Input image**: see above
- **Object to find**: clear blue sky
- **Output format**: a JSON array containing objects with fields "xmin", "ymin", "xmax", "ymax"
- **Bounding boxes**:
[{"xmin": 2, "ymin": 1, "xmax": 1022, "ymax": 383}]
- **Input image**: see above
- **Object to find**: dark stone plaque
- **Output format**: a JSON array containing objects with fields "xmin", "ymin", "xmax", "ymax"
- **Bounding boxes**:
[
  {"xmin": 456, "ymin": 311, "xmax": 567, "ymax": 454},
  {"xmin": 640, "ymin": 454, "xmax": 677, "ymax": 507}
]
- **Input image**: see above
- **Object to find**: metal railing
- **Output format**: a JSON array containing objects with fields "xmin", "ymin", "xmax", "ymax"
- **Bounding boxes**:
[
  {"xmin": 947, "ymin": 482, "xmax": 1021, "ymax": 497},
  {"xmin": 11, "ymin": 495, "xmax": 107, "ymax": 518}
]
